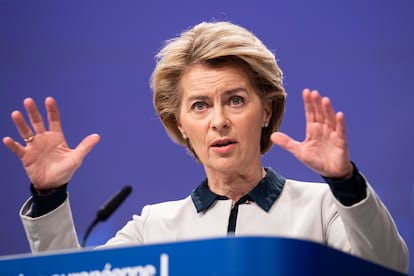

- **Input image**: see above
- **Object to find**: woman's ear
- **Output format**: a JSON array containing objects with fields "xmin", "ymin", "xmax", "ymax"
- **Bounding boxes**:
[
  {"xmin": 263, "ymin": 100, "xmax": 272, "ymax": 125},
  {"xmin": 177, "ymin": 122, "xmax": 187, "ymax": 140}
]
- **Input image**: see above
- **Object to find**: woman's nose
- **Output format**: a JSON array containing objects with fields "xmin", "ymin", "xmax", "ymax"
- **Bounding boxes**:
[{"xmin": 210, "ymin": 107, "xmax": 230, "ymax": 131}]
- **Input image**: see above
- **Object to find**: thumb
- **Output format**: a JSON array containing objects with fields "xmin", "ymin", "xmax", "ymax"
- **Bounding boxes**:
[
  {"xmin": 75, "ymin": 133, "xmax": 101, "ymax": 157},
  {"xmin": 270, "ymin": 132, "xmax": 300, "ymax": 155}
]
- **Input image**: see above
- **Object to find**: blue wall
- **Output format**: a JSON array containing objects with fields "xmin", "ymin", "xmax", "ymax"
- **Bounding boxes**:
[{"xmin": 1, "ymin": 0, "xmax": 413, "ymax": 273}]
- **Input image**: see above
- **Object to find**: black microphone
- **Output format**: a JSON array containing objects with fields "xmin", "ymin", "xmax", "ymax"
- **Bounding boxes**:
[{"xmin": 81, "ymin": 185, "xmax": 132, "ymax": 247}]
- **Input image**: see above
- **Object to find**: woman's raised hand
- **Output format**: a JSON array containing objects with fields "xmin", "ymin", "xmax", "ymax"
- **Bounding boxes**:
[
  {"xmin": 3, "ymin": 97, "xmax": 100, "ymax": 194},
  {"xmin": 271, "ymin": 89, "xmax": 353, "ymax": 179}
]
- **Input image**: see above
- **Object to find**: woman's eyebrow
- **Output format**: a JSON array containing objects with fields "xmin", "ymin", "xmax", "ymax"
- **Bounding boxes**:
[
  {"xmin": 185, "ymin": 88, "xmax": 248, "ymax": 104},
  {"xmin": 222, "ymin": 88, "xmax": 249, "ymax": 97},
  {"xmin": 223, "ymin": 87, "xmax": 248, "ymax": 94},
  {"xmin": 186, "ymin": 95, "xmax": 210, "ymax": 103}
]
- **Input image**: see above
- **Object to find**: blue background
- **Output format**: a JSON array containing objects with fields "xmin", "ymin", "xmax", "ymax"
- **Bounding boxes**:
[{"xmin": 1, "ymin": 0, "xmax": 413, "ymax": 273}]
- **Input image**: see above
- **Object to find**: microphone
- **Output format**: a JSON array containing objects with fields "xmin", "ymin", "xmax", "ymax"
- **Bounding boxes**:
[{"xmin": 81, "ymin": 185, "xmax": 132, "ymax": 247}]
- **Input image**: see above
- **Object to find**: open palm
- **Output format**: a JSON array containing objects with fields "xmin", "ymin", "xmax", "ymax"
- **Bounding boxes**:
[
  {"xmin": 271, "ymin": 89, "xmax": 353, "ymax": 179},
  {"xmin": 3, "ymin": 97, "xmax": 100, "ymax": 194}
]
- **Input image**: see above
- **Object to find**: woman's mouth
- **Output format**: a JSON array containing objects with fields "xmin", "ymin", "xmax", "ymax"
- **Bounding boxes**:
[{"xmin": 210, "ymin": 139, "xmax": 237, "ymax": 154}]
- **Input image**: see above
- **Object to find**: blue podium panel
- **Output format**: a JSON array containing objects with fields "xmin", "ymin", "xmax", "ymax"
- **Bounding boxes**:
[{"xmin": 0, "ymin": 237, "xmax": 405, "ymax": 276}]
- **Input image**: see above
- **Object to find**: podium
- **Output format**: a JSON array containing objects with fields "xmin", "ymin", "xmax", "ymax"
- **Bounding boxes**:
[{"xmin": 0, "ymin": 236, "xmax": 405, "ymax": 275}]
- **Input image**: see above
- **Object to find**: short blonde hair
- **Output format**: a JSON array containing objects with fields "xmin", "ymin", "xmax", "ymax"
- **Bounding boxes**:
[{"xmin": 151, "ymin": 21, "xmax": 286, "ymax": 157}]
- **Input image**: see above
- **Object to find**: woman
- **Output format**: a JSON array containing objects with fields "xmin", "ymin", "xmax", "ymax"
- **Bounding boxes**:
[{"xmin": 3, "ymin": 21, "xmax": 408, "ymax": 272}]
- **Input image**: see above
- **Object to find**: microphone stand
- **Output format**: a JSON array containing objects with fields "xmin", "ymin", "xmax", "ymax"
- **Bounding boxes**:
[{"xmin": 81, "ymin": 185, "xmax": 132, "ymax": 247}]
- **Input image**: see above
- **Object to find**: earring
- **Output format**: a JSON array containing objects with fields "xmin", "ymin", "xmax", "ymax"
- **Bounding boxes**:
[
  {"xmin": 263, "ymin": 122, "xmax": 269, "ymax": 128},
  {"xmin": 182, "ymin": 133, "xmax": 187, "ymax": 140}
]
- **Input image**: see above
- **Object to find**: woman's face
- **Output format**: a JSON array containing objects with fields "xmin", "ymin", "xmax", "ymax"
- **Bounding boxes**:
[{"xmin": 177, "ymin": 62, "xmax": 271, "ymax": 174}]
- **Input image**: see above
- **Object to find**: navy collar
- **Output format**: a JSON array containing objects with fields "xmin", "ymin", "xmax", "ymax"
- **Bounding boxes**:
[{"xmin": 191, "ymin": 167, "xmax": 286, "ymax": 213}]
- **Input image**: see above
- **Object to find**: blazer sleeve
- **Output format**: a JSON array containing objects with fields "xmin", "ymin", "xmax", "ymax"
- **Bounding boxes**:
[
  {"xmin": 326, "ymin": 177, "xmax": 409, "ymax": 273},
  {"xmin": 20, "ymin": 195, "xmax": 80, "ymax": 253}
]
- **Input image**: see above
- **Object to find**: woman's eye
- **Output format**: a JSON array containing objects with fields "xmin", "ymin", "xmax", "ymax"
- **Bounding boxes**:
[
  {"xmin": 230, "ymin": 96, "xmax": 244, "ymax": 106},
  {"xmin": 192, "ymin": 102, "xmax": 207, "ymax": 111}
]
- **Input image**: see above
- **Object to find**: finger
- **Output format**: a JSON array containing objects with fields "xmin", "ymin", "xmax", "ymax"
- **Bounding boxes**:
[
  {"xmin": 11, "ymin": 110, "xmax": 34, "ymax": 142},
  {"xmin": 335, "ymin": 112, "xmax": 347, "ymax": 140},
  {"xmin": 74, "ymin": 133, "xmax": 101, "ymax": 159},
  {"xmin": 303, "ymin": 88, "xmax": 316, "ymax": 125},
  {"xmin": 45, "ymin": 97, "xmax": 63, "ymax": 132},
  {"xmin": 3, "ymin": 137, "xmax": 25, "ymax": 159},
  {"xmin": 23, "ymin": 98, "xmax": 46, "ymax": 134},
  {"xmin": 310, "ymin": 90, "xmax": 324, "ymax": 123},
  {"xmin": 322, "ymin": 97, "xmax": 336, "ymax": 129},
  {"xmin": 270, "ymin": 132, "xmax": 300, "ymax": 156}
]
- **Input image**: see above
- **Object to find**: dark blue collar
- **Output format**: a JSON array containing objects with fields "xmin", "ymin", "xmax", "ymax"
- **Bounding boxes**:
[{"xmin": 191, "ymin": 167, "xmax": 286, "ymax": 213}]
